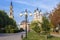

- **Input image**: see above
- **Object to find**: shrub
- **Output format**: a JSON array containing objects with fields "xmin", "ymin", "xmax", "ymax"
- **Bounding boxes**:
[{"xmin": 20, "ymin": 28, "xmax": 24, "ymax": 32}]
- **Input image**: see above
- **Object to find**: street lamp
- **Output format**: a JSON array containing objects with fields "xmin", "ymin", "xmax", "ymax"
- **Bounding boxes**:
[{"xmin": 20, "ymin": 9, "xmax": 32, "ymax": 38}]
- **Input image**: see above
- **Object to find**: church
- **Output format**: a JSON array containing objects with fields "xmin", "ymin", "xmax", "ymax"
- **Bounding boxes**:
[
  {"xmin": 20, "ymin": 8, "xmax": 43, "ymax": 31},
  {"xmin": 9, "ymin": 1, "xmax": 43, "ymax": 31},
  {"xmin": 33, "ymin": 8, "xmax": 43, "ymax": 23}
]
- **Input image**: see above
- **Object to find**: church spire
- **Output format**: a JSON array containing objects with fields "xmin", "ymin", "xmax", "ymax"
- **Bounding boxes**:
[
  {"xmin": 11, "ymin": 1, "xmax": 12, "ymax": 6},
  {"xmin": 9, "ymin": 1, "xmax": 14, "ymax": 18}
]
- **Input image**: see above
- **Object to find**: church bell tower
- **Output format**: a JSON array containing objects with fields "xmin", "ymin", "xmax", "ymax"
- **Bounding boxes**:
[{"xmin": 9, "ymin": 1, "xmax": 14, "ymax": 18}]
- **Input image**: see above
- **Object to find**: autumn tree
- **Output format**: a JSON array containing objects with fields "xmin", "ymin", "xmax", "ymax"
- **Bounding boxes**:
[{"xmin": 49, "ymin": 3, "xmax": 60, "ymax": 32}]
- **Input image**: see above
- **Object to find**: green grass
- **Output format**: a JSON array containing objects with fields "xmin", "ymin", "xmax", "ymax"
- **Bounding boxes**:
[{"xmin": 23, "ymin": 30, "xmax": 60, "ymax": 40}]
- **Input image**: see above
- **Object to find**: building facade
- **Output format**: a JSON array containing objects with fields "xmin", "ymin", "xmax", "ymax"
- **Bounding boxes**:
[
  {"xmin": 20, "ymin": 20, "xmax": 30, "ymax": 32},
  {"xmin": 33, "ymin": 8, "xmax": 43, "ymax": 24}
]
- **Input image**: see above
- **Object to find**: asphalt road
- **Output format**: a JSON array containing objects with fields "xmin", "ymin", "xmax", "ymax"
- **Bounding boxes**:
[{"xmin": 0, "ymin": 32, "xmax": 25, "ymax": 40}]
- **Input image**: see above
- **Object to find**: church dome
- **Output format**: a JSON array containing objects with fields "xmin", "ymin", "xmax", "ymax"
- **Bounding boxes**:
[{"xmin": 20, "ymin": 20, "xmax": 29, "ymax": 25}]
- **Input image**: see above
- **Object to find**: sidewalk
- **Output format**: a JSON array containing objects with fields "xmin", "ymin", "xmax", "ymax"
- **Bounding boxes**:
[{"xmin": 51, "ymin": 32, "xmax": 60, "ymax": 37}]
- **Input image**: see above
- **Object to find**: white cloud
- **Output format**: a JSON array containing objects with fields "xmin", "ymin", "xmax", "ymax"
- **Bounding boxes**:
[
  {"xmin": 12, "ymin": 0, "xmax": 52, "ymax": 10},
  {"xmin": 5, "ymin": 0, "xmax": 60, "ymax": 12},
  {"xmin": 11, "ymin": 0, "xmax": 60, "ymax": 12}
]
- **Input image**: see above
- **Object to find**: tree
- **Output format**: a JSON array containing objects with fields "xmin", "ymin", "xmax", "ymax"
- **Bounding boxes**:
[
  {"xmin": 5, "ymin": 25, "xmax": 14, "ymax": 33},
  {"xmin": 0, "ymin": 10, "xmax": 9, "ymax": 28},
  {"xmin": 49, "ymin": 3, "xmax": 60, "ymax": 32},
  {"xmin": 30, "ymin": 21, "xmax": 41, "ymax": 34},
  {"xmin": 0, "ymin": 10, "xmax": 18, "ymax": 33},
  {"xmin": 41, "ymin": 16, "xmax": 50, "ymax": 34},
  {"xmin": 49, "ymin": 3, "xmax": 60, "ymax": 27}
]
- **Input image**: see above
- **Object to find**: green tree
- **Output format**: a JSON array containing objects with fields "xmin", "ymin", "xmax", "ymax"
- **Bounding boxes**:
[
  {"xmin": 41, "ymin": 16, "xmax": 50, "ymax": 34},
  {"xmin": 0, "ymin": 10, "xmax": 18, "ymax": 33},
  {"xmin": 5, "ymin": 25, "xmax": 18, "ymax": 33},
  {"xmin": 0, "ymin": 10, "xmax": 9, "ymax": 28},
  {"xmin": 30, "ymin": 21, "xmax": 41, "ymax": 34}
]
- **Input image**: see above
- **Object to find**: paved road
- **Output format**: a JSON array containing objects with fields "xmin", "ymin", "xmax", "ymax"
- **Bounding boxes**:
[{"xmin": 0, "ymin": 32, "xmax": 25, "ymax": 40}]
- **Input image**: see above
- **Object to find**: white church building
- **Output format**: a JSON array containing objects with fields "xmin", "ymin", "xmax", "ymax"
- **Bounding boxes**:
[{"xmin": 33, "ymin": 8, "xmax": 43, "ymax": 23}]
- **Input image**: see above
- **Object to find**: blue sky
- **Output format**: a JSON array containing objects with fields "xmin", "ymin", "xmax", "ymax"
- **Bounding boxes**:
[{"xmin": 0, "ymin": 0, "xmax": 60, "ymax": 24}]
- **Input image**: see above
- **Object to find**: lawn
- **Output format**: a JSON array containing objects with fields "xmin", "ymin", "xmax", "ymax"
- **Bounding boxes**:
[{"xmin": 23, "ymin": 30, "xmax": 60, "ymax": 40}]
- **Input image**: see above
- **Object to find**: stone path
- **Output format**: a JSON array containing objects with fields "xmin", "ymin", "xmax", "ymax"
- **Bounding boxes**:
[
  {"xmin": 51, "ymin": 33, "xmax": 60, "ymax": 37},
  {"xmin": 0, "ymin": 32, "xmax": 25, "ymax": 40}
]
